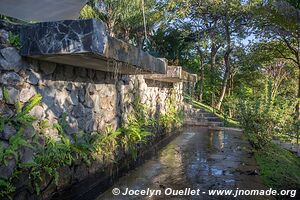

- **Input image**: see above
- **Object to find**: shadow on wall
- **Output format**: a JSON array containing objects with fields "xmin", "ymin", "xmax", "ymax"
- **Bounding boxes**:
[
  {"xmin": 0, "ymin": 46, "xmax": 181, "ymax": 140},
  {"xmin": 0, "ymin": 27, "xmax": 184, "ymax": 199},
  {"xmin": 23, "ymin": 58, "xmax": 177, "ymax": 138},
  {"xmin": 144, "ymin": 79, "xmax": 173, "ymax": 118},
  {"xmin": 24, "ymin": 58, "xmax": 126, "ymax": 138}
]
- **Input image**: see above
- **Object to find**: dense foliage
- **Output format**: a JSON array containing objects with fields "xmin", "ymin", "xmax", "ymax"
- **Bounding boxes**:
[
  {"xmin": 79, "ymin": 2, "xmax": 300, "ymax": 190},
  {"xmin": 0, "ymin": 0, "xmax": 299, "ymax": 196},
  {"xmin": 0, "ymin": 90, "xmax": 183, "ymax": 198}
]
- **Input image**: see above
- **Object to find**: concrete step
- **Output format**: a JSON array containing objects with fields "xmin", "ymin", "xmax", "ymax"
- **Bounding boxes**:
[
  {"xmin": 190, "ymin": 112, "xmax": 217, "ymax": 118},
  {"xmin": 208, "ymin": 121, "xmax": 224, "ymax": 127},
  {"xmin": 205, "ymin": 117, "xmax": 223, "ymax": 122},
  {"xmin": 186, "ymin": 108, "xmax": 224, "ymax": 126},
  {"xmin": 184, "ymin": 120, "xmax": 224, "ymax": 127},
  {"xmin": 199, "ymin": 113, "xmax": 217, "ymax": 118},
  {"xmin": 184, "ymin": 121, "xmax": 209, "ymax": 126}
]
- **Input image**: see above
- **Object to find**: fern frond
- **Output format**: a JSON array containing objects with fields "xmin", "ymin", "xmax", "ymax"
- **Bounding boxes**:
[
  {"xmin": 21, "ymin": 94, "xmax": 42, "ymax": 115},
  {"xmin": 2, "ymin": 86, "xmax": 9, "ymax": 103},
  {"xmin": 15, "ymin": 101, "xmax": 22, "ymax": 114},
  {"xmin": 0, "ymin": 116, "xmax": 4, "ymax": 132}
]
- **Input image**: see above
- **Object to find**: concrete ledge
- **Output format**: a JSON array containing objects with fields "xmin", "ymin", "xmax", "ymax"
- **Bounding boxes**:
[
  {"xmin": 20, "ymin": 19, "xmax": 167, "ymax": 75},
  {"xmin": 144, "ymin": 65, "xmax": 197, "ymax": 83}
]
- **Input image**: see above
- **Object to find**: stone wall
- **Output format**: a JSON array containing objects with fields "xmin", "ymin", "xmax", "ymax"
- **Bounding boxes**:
[
  {"xmin": 0, "ymin": 28, "xmax": 184, "ymax": 199},
  {"xmin": 0, "ymin": 55, "xmax": 183, "ymax": 135}
]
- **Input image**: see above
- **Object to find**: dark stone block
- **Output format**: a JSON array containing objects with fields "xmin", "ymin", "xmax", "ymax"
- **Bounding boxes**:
[
  {"xmin": 0, "ymin": 20, "xmax": 22, "ymax": 33},
  {"xmin": 20, "ymin": 19, "xmax": 167, "ymax": 75}
]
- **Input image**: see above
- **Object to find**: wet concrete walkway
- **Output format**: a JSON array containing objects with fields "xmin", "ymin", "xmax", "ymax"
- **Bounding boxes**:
[{"xmin": 97, "ymin": 127, "xmax": 272, "ymax": 200}]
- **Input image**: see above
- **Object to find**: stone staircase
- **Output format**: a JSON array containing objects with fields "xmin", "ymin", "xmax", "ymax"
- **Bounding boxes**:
[{"xmin": 183, "ymin": 104, "xmax": 224, "ymax": 127}]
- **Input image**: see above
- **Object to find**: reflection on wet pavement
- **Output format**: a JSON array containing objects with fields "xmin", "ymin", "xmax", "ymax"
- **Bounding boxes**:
[{"xmin": 97, "ymin": 127, "xmax": 272, "ymax": 200}]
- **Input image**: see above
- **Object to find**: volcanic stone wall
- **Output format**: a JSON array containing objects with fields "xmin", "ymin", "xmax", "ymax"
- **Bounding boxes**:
[
  {"xmin": 0, "ymin": 48, "xmax": 183, "ymax": 136},
  {"xmin": 0, "ymin": 28, "xmax": 184, "ymax": 198}
]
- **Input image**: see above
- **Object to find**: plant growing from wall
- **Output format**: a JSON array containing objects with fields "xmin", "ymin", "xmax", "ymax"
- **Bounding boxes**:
[
  {"xmin": 2, "ymin": 87, "xmax": 9, "ymax": 103},
  {"xmin": 0, "ymin": 94, "xmax": 93, "ymax": 197},
  {"xmin": 121, "ymin": 115, "xmax": 152, "ymax": 160},
  {"xmin": 7, "ymin": 32, "xmax": 21, "ymax": 49},
  {"xmin": 22, "ymin": 113, "xmax": 94, "ymax": 195},
  {"xmin": 120, "ymin": 96, "xmax": 152, "ymax": 160},
  {"xmin": 0, "ymin": 179, "xmax": 15, "ymax": 200},
  {"xmin": 0, "ymin": 82, "xmax": 185, "ymax": 198},
  {"xmin": 0, "ymin": 94, "xmax": 42, "ymax": 198},
  {"xmin": 91, "ymin": 126, "xmax": 121, "ymax": 162},
  {"xmin": 0, "ymin": 94, "xmax": 41, "ymax": 159},
  {"xmin": 159, "ymin": 89, "xmax": 184, "ymax": 131}
]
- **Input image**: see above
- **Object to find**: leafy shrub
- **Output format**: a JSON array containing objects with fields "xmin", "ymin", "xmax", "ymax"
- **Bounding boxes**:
[
  {"xmin": 237, "ymin": 100, "xmax": 273, "ymax": 149},
  {"xmin": 159, "ymin": 89, "xmax": 184, "ymax": 131},
  {"xmin": 237, "ymin": 98, "xmax": 295, "ymax": 149},
  {"xmin": 0, "ymin": 94, "xmax": 42, "ymax": 198},
  {"xmin": 91, "ymin": 126, "xmax": 121, "ymax": 162}
]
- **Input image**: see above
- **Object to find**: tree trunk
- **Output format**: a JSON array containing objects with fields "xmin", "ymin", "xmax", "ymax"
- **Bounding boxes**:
[
  {"xmin": 124, "ymin": 29, "xmax": 130, "ymax": 43},
  {"xmin": 216, "ymin": 51, "xmax": 230, "ymax": 110},
  {"xmin": 296, "ymin": 67, "xmax": 300, "ymax": 120},
  {"xmin": 227, "ymin": 74, "xmax": 233, "ymax": 96},
  {"xmin": 199, "ymin": 60, "xmax": 204, "ymax": 102},
  {"xmin": 211, "ymin": 42, "xmax": 217, "ymax": 71},
  {"xmin": 197, "ymin": 48, "xmax": 204, "ymax": 102},
  {"xmin": 210, "ymin": 40, "xmax": 219, "ymax": 107},
  {"xmin": 216, "ymin": 16, "xmax": 231, "ymax": 110}
]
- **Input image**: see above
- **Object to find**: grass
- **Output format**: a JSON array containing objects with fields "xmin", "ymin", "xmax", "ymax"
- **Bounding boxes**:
[
  {"xmin": 183, "ymin": 97, "xmax": 300, "ymax": 191},
  {"xmin": 255, "ymin": 143, "xmax": 300, "ymax": 190},
  {"xmin": 185, "ymin": 96, "xmax": 240, "ymax": 128}
]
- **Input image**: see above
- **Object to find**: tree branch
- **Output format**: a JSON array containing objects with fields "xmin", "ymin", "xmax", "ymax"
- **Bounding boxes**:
[{"xmin": 275, "ymin": 48, "xmax": 298, "ymax": 65}]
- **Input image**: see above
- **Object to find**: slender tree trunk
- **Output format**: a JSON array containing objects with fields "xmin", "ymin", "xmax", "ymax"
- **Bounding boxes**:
[
  {"xmin": 216, "ymin": 51, "xmax": 231, "ymax": 110},
  {"xmin": 107, "ymin": 20, "xmax": 115, "ymax": 37},
  {"xmin": 124, "ymin": 29, "xmax": 130, "ymax": 42},
  {"xmin": 199, "ymin": 60, "xmax": 204, "ymax": 102},
  {"xmin": 296, "ymin": 66, "xmax": 300, "ymax": 120},
  {"xmin": 211, "ymin": 42, "xmax": 217, "ymax": 71},
  {"xmin": 210, "ymin": 40, "xmax": 219, "ymax": 107},
  {"xmin": 280, "ymin": 36, "xmax": 300, "ymax": 119},
  {"xmin": 197, "ymin": 48, "xmax": 204, "ymax": 102},
  {"xmin": 296, "ymin": 40, "xmax": 300, "ymax": 120},
  {"xmin": 296, "ymin": 60, "xmax": 300, "ymax": 156},
  {"xmin": 216, "ymin": 18, "xmax": 231, "ymax": 110},
  {"xmin": 227, "ymin": 74, "xmax": 233, "ymax": 96},
  {"xmin": 107, "ymin": 8, "xmax": 115, "ymax": 37}
]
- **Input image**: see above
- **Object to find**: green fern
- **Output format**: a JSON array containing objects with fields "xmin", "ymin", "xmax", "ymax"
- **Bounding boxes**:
[
  {"xmin": 0, "ymin": 179, "xmax": 16, "ymax": 199},
  {"xmin": 15, "ymin": 94, "xmax": 42, "ymax": 125},
  {"xmin": 91, "ymin": 126, "xmax": 121, "ymax": 161},
  {"xmin": 0, "ymin": 116, "xmax": 4, "ymax": 132},
  {"xmin": 8, "ymin": 32, "xmax": 21, "ymax": 49},
  {"xmin": 15, "ymin": 101, "xmax": 22, "ymax": 114},
  {"xmin": 0, "ymin": 128, "xmax": 33, "ymax": 165},
  {"xmin": 6, "ymin": 128, "xmax": 33, "ymax": 163},
  {"xmin": 0, "ymin": 142, "xmax": 4, "ymax": 164},
  {"xmin": 20, "ymin": 94, "xmax": 42, "ymax": 115},
  {"xmin": 2, "ymin": 86, "xmax": 9, "ymax": 103}
]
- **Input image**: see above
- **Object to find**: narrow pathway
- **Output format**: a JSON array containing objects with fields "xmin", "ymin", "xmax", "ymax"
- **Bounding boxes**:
[{"xmin": 97, "ymin": 127, "xmax": 272, "ymax": 200}]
